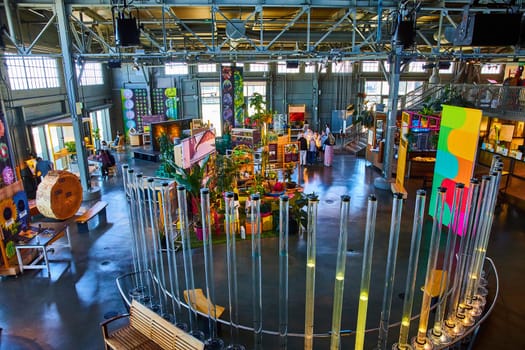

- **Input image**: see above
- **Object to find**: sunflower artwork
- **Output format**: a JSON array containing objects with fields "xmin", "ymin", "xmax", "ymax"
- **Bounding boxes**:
[{"xmin": 0, "ymin": 198, "xmax": 20, "ymax": 259}]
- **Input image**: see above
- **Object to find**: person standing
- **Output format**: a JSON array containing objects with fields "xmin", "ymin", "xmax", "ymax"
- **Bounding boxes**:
[
  {"xmin": 298, "ymin": 132, "xmax": 308, "ymax": 166},
  {"xmin": 324, "ymin": 132, "xmax": 336, "ymax": 167},
  {"xmin": 35, "ymin": 157, "xmax": 53, "ymax": 178},
  {"xmin": 308, "ymin": 133, "xmax": 317, "ymax": 165}
]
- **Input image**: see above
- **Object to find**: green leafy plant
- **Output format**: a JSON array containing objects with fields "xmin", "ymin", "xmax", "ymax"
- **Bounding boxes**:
[
  {"xmin": 65, "ymin": 141, "xmax": 76, "ymax": 153},
  {"xmin": 157, "ymin": 133, "xmax": 176, "ymax": 178},
  {"xmin": 169, "ymin": 154, "xmax": 211, "ymax": 227}
]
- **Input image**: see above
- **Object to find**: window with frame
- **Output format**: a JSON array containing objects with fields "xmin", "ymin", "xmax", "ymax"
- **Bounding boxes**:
[
  {"xmin": 481, "ymin": 64, "xmax": 501, "ymax": 74},
  {"xmin": 362, "ymin": 61, "xmax": 379, "ymax": 72},
  {"xmin": 249, "ymin": 62, "xmax": 269, "ymax": 72},
  {"xmin": 165, "ymin": 62, "xmax": 189, "ymax": 75},
  {"xmin": 77, "ymin": 62, "xmax": 103, "ymax": 86},
  {"xmin": 277, "ymin": 61, "xmax": 299, "ymax": 74},
  {"xmin": 332, "ymin": 61, "xmax": 353, "ymax": 73},
  {"xmin": 439, "ymin": 62, "xmax": 454, "ymax": 74},
  {"xmin": 305, "ymin": 63, "xmax": 327, "ymax": 73},
  {"xmin": 408, "ymin": 62, "xmax": 426, "ymax": 73},
  {"xmin": 5, "ymin": 55, "xmax": 60, "ymax": 90},
  {"xmin": 197, "ymin": 63, "xmax": 217, "ymax": 73},
  {"xmin": 244, "ymin": 81, "xmax": 267, "ymax": 116}
]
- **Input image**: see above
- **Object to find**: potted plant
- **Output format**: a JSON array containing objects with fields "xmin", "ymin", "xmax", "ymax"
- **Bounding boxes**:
[{"xmin": 170, "ymin": 155, "xmax": 211, "ymax": 240}]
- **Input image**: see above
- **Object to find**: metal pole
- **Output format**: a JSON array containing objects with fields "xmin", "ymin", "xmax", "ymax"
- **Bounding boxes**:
[
  {"xmin": 54, "ymin": 0, "xmax": 91, "ymax": 194},
  {"xmin": 375, "ymin": 46, "xmax": 401, "ymax": 190}
]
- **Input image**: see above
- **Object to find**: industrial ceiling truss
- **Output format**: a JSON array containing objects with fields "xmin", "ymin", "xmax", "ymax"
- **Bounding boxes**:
[{"xmin": 2, "ymin": 0, "xmax": 525, "ymax": 63}]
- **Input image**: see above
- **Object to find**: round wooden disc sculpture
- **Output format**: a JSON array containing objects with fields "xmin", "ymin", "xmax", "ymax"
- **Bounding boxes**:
[{"xmin": 36, "ymin": 170, "xmax": 83, "ymax": 220}]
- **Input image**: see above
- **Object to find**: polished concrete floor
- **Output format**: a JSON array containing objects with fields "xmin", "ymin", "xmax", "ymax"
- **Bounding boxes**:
[{"xmin": 0, "ymin": 148, "xmax": 523, "ymax": 350}]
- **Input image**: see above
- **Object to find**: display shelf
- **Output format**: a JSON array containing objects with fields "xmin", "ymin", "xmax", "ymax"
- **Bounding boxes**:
[{"xmin": 231, "ymin": 128, "xmax": 261, "ymax": 148}]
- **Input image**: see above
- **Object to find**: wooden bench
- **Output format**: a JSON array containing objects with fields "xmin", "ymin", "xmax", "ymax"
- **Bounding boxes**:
[
  {"xmin": 75, "ymin": 201, "xmax": 108, "ymax": 233},
  {"xmin": 183, "ymin": 288, "xmax": 225, "ymax": 319},
  {"xmin": 101, "ymin": 299, "xmax": 204, "ymax": 350}
]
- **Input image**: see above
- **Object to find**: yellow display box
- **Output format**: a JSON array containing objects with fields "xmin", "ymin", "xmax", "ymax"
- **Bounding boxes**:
[{"xmin": 245, "ymin": 215, "xmax": 273, "ymax": 234}]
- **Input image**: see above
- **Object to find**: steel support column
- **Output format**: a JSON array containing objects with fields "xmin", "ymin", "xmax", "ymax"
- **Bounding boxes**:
[
  {"xmin": 375, "ymin": 46, "xmax": 401, "ymax": 190},
  {"xmin": 54, "ymin": 0, "xmax": 94, "ymax": 197}
]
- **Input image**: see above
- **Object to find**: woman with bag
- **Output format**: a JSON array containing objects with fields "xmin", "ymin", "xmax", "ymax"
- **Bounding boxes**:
[{"xmin": 324, "ymin": 132, "xmax": 336, "ymax": 167}]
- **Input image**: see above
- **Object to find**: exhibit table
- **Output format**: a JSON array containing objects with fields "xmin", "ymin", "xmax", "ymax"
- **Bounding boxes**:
[{"xmin": 15, "ymin": 223, "xmax": 71, "ymax": 277}]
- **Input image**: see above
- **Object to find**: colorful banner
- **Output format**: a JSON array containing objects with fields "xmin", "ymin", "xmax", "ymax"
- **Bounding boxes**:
[
  {"xmin": 221, "ymin": 66, "xmax": 244, "ymax": 130},
  {"xmin": 429, "ymin": 105, "xmax": 482, "ymax": 231},
  {"xmin": 121, "ymin": 88, "xmax": 148, "ymax": 136}
]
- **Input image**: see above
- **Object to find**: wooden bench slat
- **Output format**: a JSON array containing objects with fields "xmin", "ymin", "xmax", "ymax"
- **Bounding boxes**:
[
  {"xmin": 102, "ymin": 300, "xmax": 205, "ymax": 350},
  {"xmin": 76, "ymin": 201, "xmax": 108, "ymax": 224}
]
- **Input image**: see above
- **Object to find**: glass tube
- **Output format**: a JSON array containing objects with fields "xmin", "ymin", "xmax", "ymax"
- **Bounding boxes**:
[
  {"xmin": 279, "ymin": 195, "xmax": 290, "ymax": 349},
  {"xmin": 123, "ymin": 167, "xmax": 143, "ymax": 297},
  {"xmin": 250, "ymin": 194, "xmax": 262, "ymax": 349},
  {"xmin": 444, "ymin": 179, "xmax": 479, "ymax": 337},
  {"xmin": 134, "ymin": 174, "xmax": 155, "ymax": 306},
  {"xmin": 467, "ymin": 173, "xmax": 499, "ymax": 317},
  {"xmin": 330, "ymin": 195, "xmax": 351, "ymax": 350},
  {"xmin": 147, "ymin": 178, "xmax": 169, "ymax": 319},
  {"xmin": 475, "ymin": 170, "xmax": 501, "ymax": 296},
  {"xmin": 177, "ymin": 185, "xmax": 201, "ymax": 338},
  {"xmin": 377, "ymin": 192, "xmax": 404, "ymax": 350},
  {"xmin": 200, "ymin": 188, "xmax": 223, "ymax": 349},
  {"xmin": 304, "ymin": 194, "xmax": 319, "ymax": 350},
  {"xmin": 225, "ymin": 192, "xmax": 244, "ymax": 350},
  {"xmin": 160, "ymin": 182, "xmax": 184, "ymax": 327},
  {"xmin": 412, "ymin": 187, "xmax": 446, "ymax": 349},
  {"xmin": 395, "ymin": 189, "xmax": 427, "ymax": 350},
  {"xmin": 355, "ymin": 195, "xmax": 378, "ymax": 350},
  {"xmin": 459, "ymin": 176, "xmax": 490, "ymax": 326},
  {"xmin": 429, "ymin": 184, "xmax": 464, "ymax": 345}
]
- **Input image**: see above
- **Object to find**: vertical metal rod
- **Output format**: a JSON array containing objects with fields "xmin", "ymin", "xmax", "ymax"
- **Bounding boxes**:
[
  {"xmin": 430, "ymin": 184, "xmax": 465, "ymax": 345},
  {"xmin": 445, "ymin": 179, "xmax": 480, "ymax": 334},
  {"xmin": 395, "ymin": 189, "xmax": 427, "ymax": 348},
  {"xmin": 330, "ymin": 195, "xmax": 351, "ymax": 350},
  {"xmin": 160, "ymin": 182, "xmax": 182, "ymax": 324},
  {"xmin": 413, "ymin": 187, "xmax": 447, "ymax": 348},
  {"xmin": 279, "ymin": 195, "xmax": 290, "ymax": 349},
  {"xmin": 250, "ymin": 194, "xmax": 263, "ymax": 349},
  {"xmin": 355, "ymin": 195, "xmax": 378, "ymax": 350},
  {"xmin": 177, "ymin": 185, "xmax": 198, "ymax": 334},
  {"xmin": 304, "ymin": 194, "xmax": 319, "ymax": 350},
  {"xmin": 225, "ymin": 192, "xmax": 244, "ymax": 350},
  {"xmin": 377, "ymin": 192, "xmax": 404, "ymax": 350}
]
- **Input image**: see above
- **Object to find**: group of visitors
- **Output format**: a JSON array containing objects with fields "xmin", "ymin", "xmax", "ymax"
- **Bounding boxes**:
[{"xmin": 297, "ymin": 123, "xmax": 336, "ymax": 167}]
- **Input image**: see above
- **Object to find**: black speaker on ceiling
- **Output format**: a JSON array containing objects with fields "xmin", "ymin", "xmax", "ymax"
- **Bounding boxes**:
[
  {"xmin": 115, "ymin": 15, "xmax": 140, "ymax": 47},
  {"xmin": 108, "ymin": 59, "xmax": 122, "ymax": 68},
  {"xmin": 395, "ymin": 20, "xmax": 416, "ymax": 49},
  {"xmin": 454, "ymin": 12, "xmax": 524, "ymax": 46}
]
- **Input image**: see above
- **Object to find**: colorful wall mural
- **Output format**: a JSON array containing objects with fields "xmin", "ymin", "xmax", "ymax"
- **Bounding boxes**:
[{"xmin": 429, "ymin": 105, "xmax": 482, "ymax": 232}]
